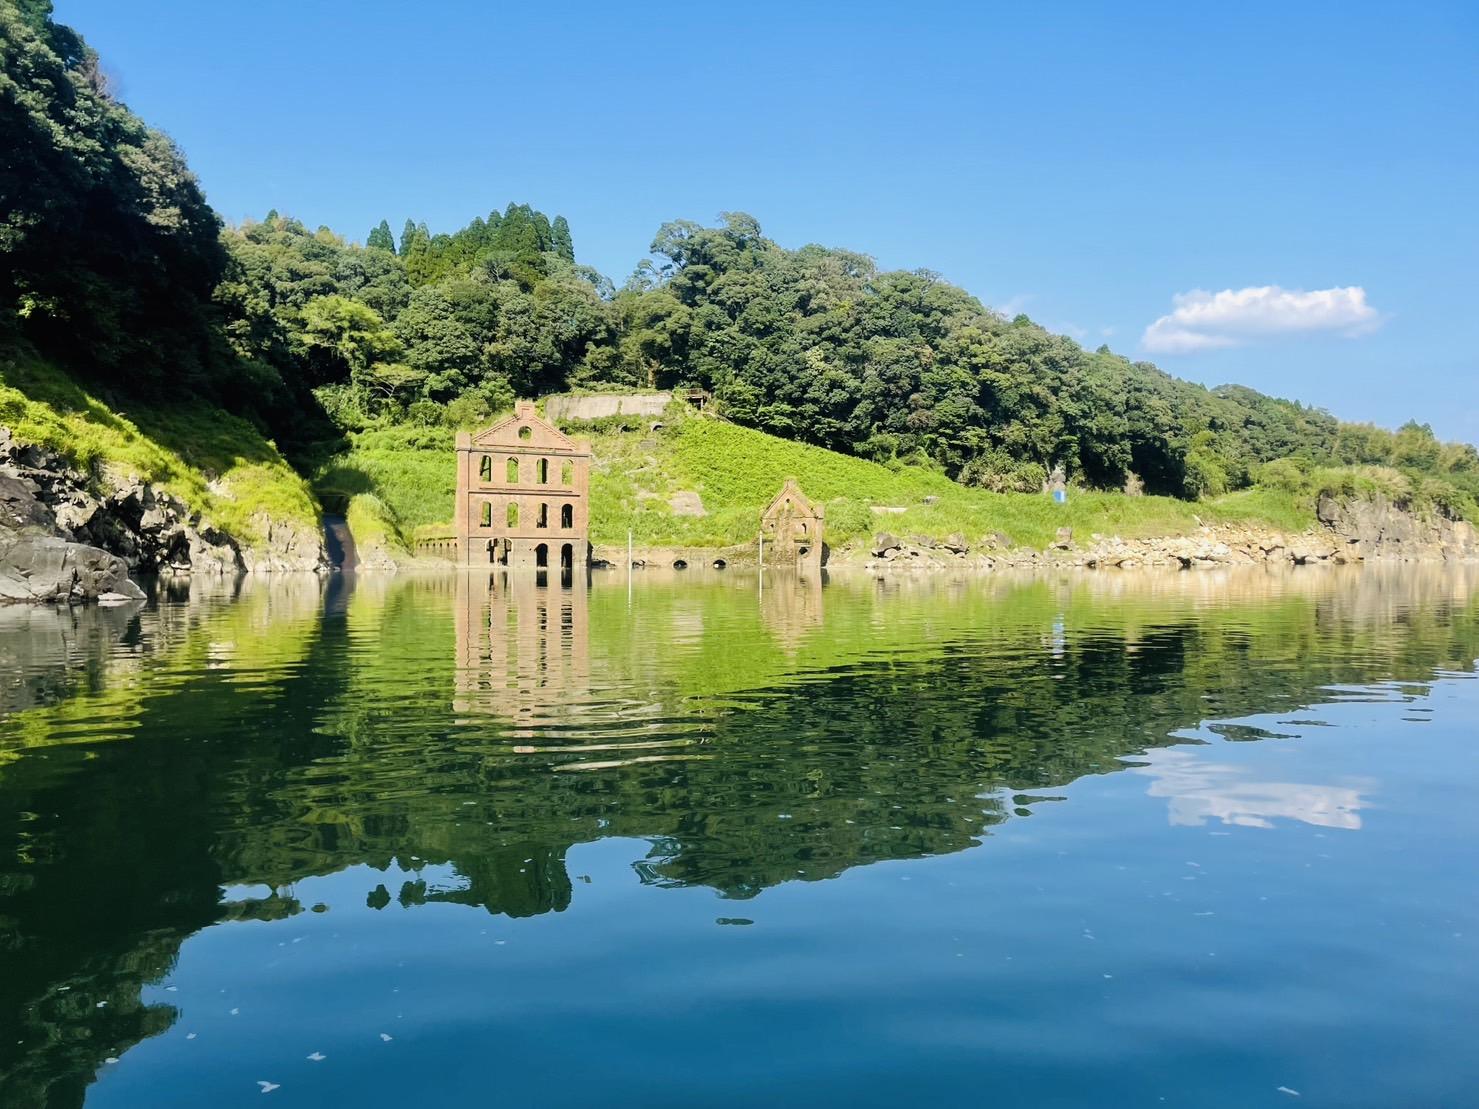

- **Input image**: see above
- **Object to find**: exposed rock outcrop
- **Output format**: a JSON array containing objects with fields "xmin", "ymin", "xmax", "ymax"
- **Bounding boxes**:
[
  {"xmin": 0, "ymin": 426, "xmax": 327, "ymax": 600},
  {"xmin": 0, "ymin": 535, "xmax": 144, "ymax": 604},
  {"xmin": 240, "ymin": 512, "xmax": 330, "ymax": 573},
  {"xmin": 842, "ymin": 494, "xmax": 1478, "ymax": 575},
  {"xmin": 1316, "ymin": 492, "xmax": 1476, "ymax": 562},
  {"xmin": 0, "ymin": 471, "xmax": 144, "ymax": 603}
]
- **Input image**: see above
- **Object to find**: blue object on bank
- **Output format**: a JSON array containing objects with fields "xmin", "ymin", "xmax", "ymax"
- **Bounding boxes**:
[{"xmin": 1053, "ymin": 489, "xmax": 1067, "ymax": 505}]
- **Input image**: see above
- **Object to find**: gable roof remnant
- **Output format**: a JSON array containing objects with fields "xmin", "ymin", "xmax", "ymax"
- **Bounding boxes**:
[
  {"xmin": 466, "ymin": 400, "xmax": 586, "ymax": 453},
  {"xmin": 762, "ymin": 478, "xmax": 823, "ymax": 521}
]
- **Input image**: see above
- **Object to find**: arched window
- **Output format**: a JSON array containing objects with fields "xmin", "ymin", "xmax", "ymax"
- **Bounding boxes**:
[
  {"xmin": 561, "ymin": 460, "xmax": 573, "ymax": 486},
  {"xmin": 480, "ymin": 501, "xmax": 492, "ymax": 527},
  {"xmin": 536, "ymin": 503, "xmax": 549, "ymax": 529},
  {"xmin": 506, "ymin": 501, "xmax": 518, "ymax": 527},
  {"xmin": 478, "ymin": 455, "xmax": 492, "ymax": 481},
  {"xmin": 560, "ymin": 503, "xmax": 573, "ymax": 528},
  {"xmin": 506, "ymin": 457, "xmax": 519, "ymax": 482},
  {"xmin": 536, "ymin": 458, "xmax": 549, "ymax": 484}
]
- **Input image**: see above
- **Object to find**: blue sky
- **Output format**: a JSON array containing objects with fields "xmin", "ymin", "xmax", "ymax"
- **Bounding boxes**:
[{"xmin": 55, "ymin": 0, "xmax": 1479, "ymax": 441}]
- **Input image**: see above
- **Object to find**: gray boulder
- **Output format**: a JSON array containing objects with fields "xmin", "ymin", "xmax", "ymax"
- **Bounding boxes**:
[
  {"xmin": 871, "ymin": 532, "xmax": 901, "ymax": 557},
  {"xmin": 0, "ymin": 472, "xmax": 54, "ymax": 532},
  {"xmin": 0, "ymin": 535, "xmax": 145, "ymax": 604}
]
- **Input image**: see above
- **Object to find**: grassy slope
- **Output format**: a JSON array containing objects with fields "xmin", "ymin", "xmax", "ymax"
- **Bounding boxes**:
[
  {"xmin": 316, "ymin": 425, "xmax": 453, "ymax": 556},
  {"xmin": 0, "ymin": 351, "xmax": 320, "ymax": 544},
  {"xmin": 319, "ymin": 408, "xmax": 1316, "ymax": 552}
]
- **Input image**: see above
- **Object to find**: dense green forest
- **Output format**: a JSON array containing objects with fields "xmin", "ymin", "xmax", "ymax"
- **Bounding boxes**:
[{"xmin": 4, "ymin": 0, "xmax": 1477, "ymax": 520}]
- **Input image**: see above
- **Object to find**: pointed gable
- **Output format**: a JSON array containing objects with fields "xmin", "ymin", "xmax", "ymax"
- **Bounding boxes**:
[
  {"xmin": 762, "ymin": 478, "xmax": 818, "ymax": 521},
  {"xmin": 469, "ymin": 401, "xmax": 583, "ymax": 453}
]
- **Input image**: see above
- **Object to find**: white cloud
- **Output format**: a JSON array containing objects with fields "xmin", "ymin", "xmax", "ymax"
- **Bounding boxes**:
[
  {"xmin": 1141, "ymin": 285, "xmax": 1382, "ymax": 354},
  {"xmin": 994, "ymin": 293, "xmax": 1033, "ymax": 318}
]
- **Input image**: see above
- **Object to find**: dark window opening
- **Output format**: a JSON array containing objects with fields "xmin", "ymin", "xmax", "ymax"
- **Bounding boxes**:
[{"xmin": 560, "ymin": 503, "xmax": 573, "ymax": 529}]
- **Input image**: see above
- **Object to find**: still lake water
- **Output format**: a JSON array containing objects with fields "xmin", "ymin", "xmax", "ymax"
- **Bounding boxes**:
[{"xmin": 2, "ymin": 565, "xmax": 1478, "ymax": 1107}]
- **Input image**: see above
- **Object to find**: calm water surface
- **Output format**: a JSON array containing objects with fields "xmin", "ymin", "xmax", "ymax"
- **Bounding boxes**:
[{"xmin": 2, "ymin": 566, "xmax": 1478, "ymax": 1107}]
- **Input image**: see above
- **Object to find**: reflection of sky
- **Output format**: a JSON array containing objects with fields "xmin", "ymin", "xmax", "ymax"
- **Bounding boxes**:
[{"xmin": 1133, "ymin": 748, "xmax": 1370, "ymax": 830}]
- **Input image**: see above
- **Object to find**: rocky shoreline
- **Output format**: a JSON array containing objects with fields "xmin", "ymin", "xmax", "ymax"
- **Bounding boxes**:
[
  {"xmin": 840, "ymin": 492, "xmax": 1478, "ymax": 574},
  {"xmin": 0, "ymin": 427, "xmax": 327, "ymax": 604}
]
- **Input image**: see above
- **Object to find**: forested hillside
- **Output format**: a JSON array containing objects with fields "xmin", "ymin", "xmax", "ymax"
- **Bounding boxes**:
[{"xmin": 4, "ymin": 0, "xmax": 1477, "ymax": 538}]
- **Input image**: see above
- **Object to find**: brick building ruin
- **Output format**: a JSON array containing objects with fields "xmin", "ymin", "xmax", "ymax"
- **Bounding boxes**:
[
  {"xmin": 761, "ymin": 479, "xmax": 824, "ymax": 575},
  {"xmin": 455, "ymin": 401, "xmax": 591, "ymax": 571}
]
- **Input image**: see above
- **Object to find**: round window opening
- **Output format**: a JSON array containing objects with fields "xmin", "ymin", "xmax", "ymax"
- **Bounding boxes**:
[{"xmin": 518, "ymin": 426, "xmax": 533, "ymax": 441}]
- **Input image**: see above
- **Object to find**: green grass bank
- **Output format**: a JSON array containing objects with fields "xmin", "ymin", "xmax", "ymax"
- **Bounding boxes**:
[{"xmin": 0, "ymin": 350, "xmax": 320, "ymax": 545}]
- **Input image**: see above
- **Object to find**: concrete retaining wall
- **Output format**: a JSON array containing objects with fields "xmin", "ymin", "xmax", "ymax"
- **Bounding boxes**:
[{"xmin": 545, "ymin": 393, "xmax": 673, "ymax": 422}]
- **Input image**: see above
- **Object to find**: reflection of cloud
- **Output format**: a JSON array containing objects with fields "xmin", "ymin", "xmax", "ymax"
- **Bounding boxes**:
[{"xmin": 1134, "ymin": 748, "xmax": 1369, "ymax": 830}]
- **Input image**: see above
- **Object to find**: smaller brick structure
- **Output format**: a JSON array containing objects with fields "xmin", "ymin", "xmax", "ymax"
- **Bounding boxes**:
[
  {"xmin": 455, "ymin": 401, "xmax": 592, "ymax": 571},
  {"xmin": 761, "ymin": 478, "xmax": 824, "ymax": 575}
]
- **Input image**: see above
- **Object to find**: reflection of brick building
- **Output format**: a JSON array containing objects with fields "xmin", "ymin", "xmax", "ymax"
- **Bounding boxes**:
[
  {"xmin": 454, "ymin": 401, "xmax": 592, "ymax": 570},
  {"xmin": 761, "ymin": 479, "xmax": 824, "ymax": 575},
  {"xmin": 454, "ymin": 569, "xmax": 590, "ymax": 738},
  {"xmin": 761, "ymin": 569, "xmax": 824, "ymax": 650}
]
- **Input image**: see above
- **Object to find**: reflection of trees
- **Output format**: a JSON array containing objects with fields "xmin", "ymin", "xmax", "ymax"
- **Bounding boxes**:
[
  {"xmin": 1, "ymin": 565, "xmax": 1478, "ymax": 1102},
  {"xmin": 0, "ymin": 577, "xmax": 328, "ymax": 1107},
  {"xmin": 0, "ymin": 601, "xmax": 142, "ymax": 718}
]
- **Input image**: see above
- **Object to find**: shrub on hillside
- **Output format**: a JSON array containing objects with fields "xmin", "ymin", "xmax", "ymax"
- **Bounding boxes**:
[{"xmin": 824, "ymin": 499, "xmax": 875, "ymax": 541}]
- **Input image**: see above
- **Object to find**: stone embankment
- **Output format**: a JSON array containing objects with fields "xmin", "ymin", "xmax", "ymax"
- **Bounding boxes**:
[
  {"xmin": 845, "ymin": 495, "xmax": 1477, "ymax": 574},
  {"xmin": 0, "ymin": 427, "xmax": 327, "ymax": 603}
]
